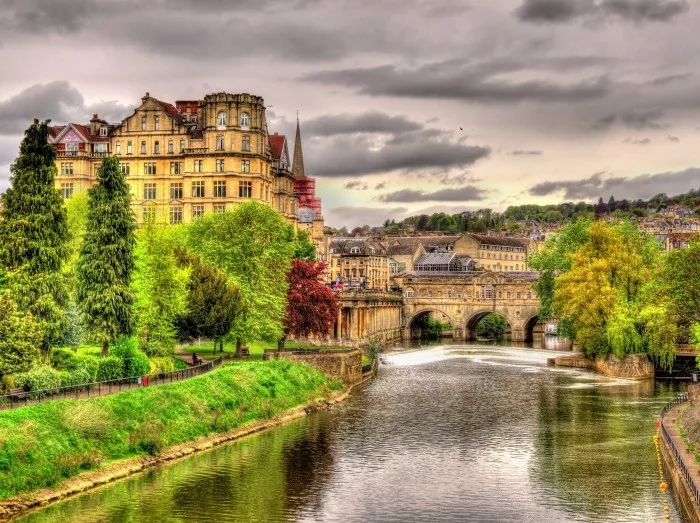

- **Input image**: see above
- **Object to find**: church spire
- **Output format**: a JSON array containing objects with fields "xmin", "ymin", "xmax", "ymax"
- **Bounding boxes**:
[{"xmin": 292, "ymin": 114, "xmax": 305, "ymax": 179}]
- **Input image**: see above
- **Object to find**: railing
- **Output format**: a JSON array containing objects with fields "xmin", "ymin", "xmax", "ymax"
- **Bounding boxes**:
[
  {"xmin": 184, "ymin": 147, "xmax": 208, "ymax": 154},
  {"xmin": 0, "ymin": 355, "xmax": 230, "ymax": 411},
  {"xmin": 659, "ymin": 393, "xmax": 700, "ymax": 507},
  {"xmin": 56, "ymin": 150, "xmax": 110, "ymax": 159}
]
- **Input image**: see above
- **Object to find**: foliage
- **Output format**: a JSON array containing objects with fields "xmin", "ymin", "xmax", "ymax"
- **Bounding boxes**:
[
  {"xmin": 655, "ymin": 240, "xmax": 700, "ymax": 337},
  {"xmin": 59, "ymin": 368, "xmax": 92, "ymax": 387},
  {"xmin": 54, "ymin": 301, "xmax": 82, "ymax": 349},
  {"xmin": 0, "ymin": 361, "xmax": 333, "ymax": 499},
  {"xmin": 148, "ymin": 357, "xmax": 176, "ymax": 375},
  {"xmin": 415, "ymin": 314, "xmax": 452, "ymax": 340},
  {"xmin": 50, "ymin": 348, "xmax": 99, "ymax": 381},
  {"xmin": 476, "ymin": 313, "xmax": 508, "ymax": 340},
  {"xmin": 132, "ymin": 224, "xmax": 189, "ymax": 355},
  {"xmin": 14, "ymin": 365, "xmax": 62, "ymax": 392},
  {"xmin": 109, "ymin": 335, "xmax": 150, "ymax": 377},
  {"xmin": 185, "ymin": 202, "xmax": 294, "ymax": 344},
  {"xmin": 292, "ymin": 230, "xmax": 316, "ymax": 261},
  {"xmin": 0, "ymin": 291, "xmax": 42, "ymax": 378},
  {"xmin": 96, "ymin": 356, "xmax": 125, "ymax": 382},
  {"xmin": 0, "ymin": 120, "xmax": 70, "ymax": 358},
  {"xmin": 175, "ymin": 249, "xmax": 241, "ymax": 352},
  {"xmin": 76, "ymin": 156, "xmax": 136, "ymax": 355},
  {"xmin": 285, "ymin": 261, "xmax": 338, "ymax": 339}
]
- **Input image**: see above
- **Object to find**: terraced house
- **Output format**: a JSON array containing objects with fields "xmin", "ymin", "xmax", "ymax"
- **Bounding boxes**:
[{"xmin": 49, "ymin": 91, "xmax": 301, "ymax": 226}]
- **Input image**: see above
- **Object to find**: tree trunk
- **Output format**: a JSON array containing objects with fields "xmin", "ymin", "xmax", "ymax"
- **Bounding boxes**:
[
  {"xmin": 278, "ymin": 337, "xmax": 286, "ymax": 351},
  {"xmin": 219, "ymin": 339, "xmax": 224, "ymax": 353},
  {"xmin": 102, "ymin": 340, "xmax": 109, "ymax": 357},
  {"xmin": 236, "ymin": 339, "xmax": 242, "ymax": 357}
]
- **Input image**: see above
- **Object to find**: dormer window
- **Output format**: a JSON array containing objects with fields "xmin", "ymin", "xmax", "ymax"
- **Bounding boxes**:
[
  {"xmin": 141, "ymin": 116, "xmax": 146, "ymax": 131},
  {"xmin": 217, "ymin": 111, "xmax": 227, "ymax": 127},
  {"xmin": 240, "ymin": 112, "xmax": 250, "ymax": 128},
  {"xmin": 99, "ymin": 127, "xmax": 108, "ymax": 136},
  {"xmin": 154, "ymin": 116, "xmax": 160, "ymax": 130},
  {"xmin": 350, "ymin": 247, "xmax": 361, "ymax": 254}
]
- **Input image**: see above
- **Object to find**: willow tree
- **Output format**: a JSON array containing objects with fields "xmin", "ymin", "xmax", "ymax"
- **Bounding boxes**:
[
  {"xmin": 76, "ymin": 156, "xmax": 136, "ymax": 355},
  {"xmin": 0, "ymin": 120, "xmax": 69, "ymax": 359}
]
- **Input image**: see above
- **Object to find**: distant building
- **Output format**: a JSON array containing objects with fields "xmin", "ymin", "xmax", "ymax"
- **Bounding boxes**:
[{"xmin": 330, "ymin": 238, "xmax": 389, "ymax": 290}]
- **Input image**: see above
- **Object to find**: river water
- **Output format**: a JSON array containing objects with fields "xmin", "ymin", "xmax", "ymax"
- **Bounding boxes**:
[{"xmin": 21, "ymin": 345, "xmax": 685, "ymax": 522}]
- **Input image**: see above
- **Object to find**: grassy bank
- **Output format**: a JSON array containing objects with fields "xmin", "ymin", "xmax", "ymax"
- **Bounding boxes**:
[{"xmin": 0, "ymin": 361, "xmax": 341, "ymax": 500}]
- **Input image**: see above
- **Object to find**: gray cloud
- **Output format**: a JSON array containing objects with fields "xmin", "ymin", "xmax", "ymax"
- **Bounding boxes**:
[
  {"xmin": 375, "ymin": 182, "xmax": 387, "ymax": 190},
  {"xmin": 376, "ymin": 186, "xmax": 490, "ymax": 203},
  {"xmin": 648, "ymin": 74, "xmax": 692, "ymax": 87},
  {"xmin": 304, "ymin": 112, "xmax": 422, "ymax": 136},
  {"xmin": 668, "ymin": 135, "xmax": 680, "ymax": 142},
  {"xmin": 623, "ymin": 137, "xmax": 651, "ymax": 145},
  {"xmin": 515, "ymin": 0, "xmax": 690, "ymax": 23},
  {"xmin": 327, "ymin": 205, "xmax": 409, "ymax": 229},
  {"xmin": 511, "ymin": 150, "xmax": 544, "ymax": 156},
  {"xmin": 592, "ymin": 109, "xmax": 668, "ymax": 131},
  {"xmin": 0, "ymin": 81, "xmax": 132, "ymax": 135},
  {"xmin": 344, "ymin": 181, "xmax": 369, "ymax": 190},
  {"xmin": 529, "ymin": 168, "xmax": 700, "ymax": 200},
  {"xmin": 303, "ymin": 58, "xmax": 611, "ymax": 104}
]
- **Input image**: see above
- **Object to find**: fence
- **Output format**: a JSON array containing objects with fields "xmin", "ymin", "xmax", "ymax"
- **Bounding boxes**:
[
  {"xmin": 659, "ymin": 393, "xmax": 700, "ymax": 508},
  {"xmin": 0, "ymin": 355, "xmax": 230, "ymax": 411}
]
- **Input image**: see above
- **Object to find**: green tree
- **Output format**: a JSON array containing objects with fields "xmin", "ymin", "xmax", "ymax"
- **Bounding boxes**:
[
  {"xmin": 76, "ymin": 156, "xmax": 136, "ymax": 355},
  {"xmin": 0, "ymin": 120, "xmax": 70, "ymax": 360},
  {"xmin": 185, "ymin": 202, "xmax": 294, "ymax": 350},
  {"xmin": 292, "ymin": 230, "xmax": 316, "ymax": 261},
  {"xmin": 0, "ymin": 291, "xmax": 42, "ymax": 380},
  {"xmin": 175, "ymin": 249, "xmax": 241, "ymax": 352},
  {"xmin": 132, "ymin": 224, "xmax": 189, "ymax": 355},
  {"xmin": 476, "ymin": 313, "xmax": 508, "ymax": 340}
]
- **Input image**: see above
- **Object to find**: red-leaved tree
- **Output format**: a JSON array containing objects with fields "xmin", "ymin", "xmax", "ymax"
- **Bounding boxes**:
[{"xmin": 285, "ymin": 261, "xmax": 339, "ymax": 341}]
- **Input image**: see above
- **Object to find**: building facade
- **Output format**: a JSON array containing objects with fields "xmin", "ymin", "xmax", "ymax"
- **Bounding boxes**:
[
  {"xmin": 330, "ymin": 238, "xmax": 390, "ymax": 290},
  {"xmin": 50, "ymin": 91, "xmax": 299, "ymax": 226}
]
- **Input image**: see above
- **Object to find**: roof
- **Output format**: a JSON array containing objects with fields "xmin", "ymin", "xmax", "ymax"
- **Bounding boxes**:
[
  {"xmin": 269, "ymin": 134, "xmax": 286, "ymax": 160},
  {"xmin": 467, "ymin": 233, "xmax": 528, "ymax": 248},
  {"xmin": 414, "ymin": 252, "xmax": 455, "ymax": 265},
  {"xmin": 48, "ymin": 126, "xmax": 63, "ymax": 139},
  {"xmin": 155, "ymin": 99, "xmax": 184, "ymax": 122},
  {"xmin": 387, "ymin": 235, "xmax": 460, "ymax": 256},
  {"xmin": 331, "ymin": 238, "xmax": 386, "ymax": 255}
]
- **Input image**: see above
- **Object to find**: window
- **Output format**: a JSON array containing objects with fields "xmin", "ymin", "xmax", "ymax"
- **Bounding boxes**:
[
  {"xmin": 154, "ymin": 141, "xmax": 160, "ymax": 154},
  {"xmin": 350, "ymin": 247, "xmax": 361, "ymax": 254},
  {"xmin": 241, "ymin": 160, "xmax": 250, "ymax": 173},
  {"xmin": 506, "ymin": 292, "xmax": 511, "ymax": 299},
  {"xmin": 60, "ymin": 162, "xmax": 74, "ymax": 175},
  {"xmin": 194, "ymin": 160, "xmax": 203, "ymax": 172},
  {"xmin": 192, "ymin": 180, "xmax": 205, "ymax": 198},
  {"xmin": 127, "ymin": 141, "xmax": 133, "ymax": 155},
  {"xmin": 66, "ymin": 142, "xmax": 78, "ymax": 153},
  {"xmin": 168, "ymin": 140, "xmax": 173, "ymax": 154},
  {"xmin": 214, "ymin": 180, "xmax": 226, "ymax": 198},
  {"xmin": 214, "ymin": 204, "xmax": 226, "ymax": 213},
  {"xmin": 240, "ymin": 112, "xmax": 250, "ymax": 128},
  {"xmin": 93, "ymin": 163, "xmax": 100, "ymax": 176},
  {"xmin": 180, "ymin": 139, "xmax": 185, "ymax": 153},
  {"xmin": 484, "ymin": 285, "xmax": 495, "ymax": 299},
  {"xmin": 527, "ymin": 292, "xmax": 532, "ymax": 300},
  {"xmin": 143, "ymin": 183, "xmax": 156, "ymax": 200},
  {"xmin": 99, "ymin": 127, "xmax": 108, "ymax": 136},
  {"xmin": 170, "ymin": 162, "xmax": 182, "ymax": 175},
  {"xmin": 141, "ymin": 141, "xmax": 146, "ymax": 154},
  {"xmin": 116, "ymin": 141, "xmax": 121, "ymax": 154},
  {"xmin": 95, "ymin": 143, "xmax": 107, "ymax": 153},
  {"xmin": 120, "ymin": 163, "xmax": 130, "ymax": 175},
  {"xmin": 216, "ymin": 159, "xmax": 225, "ymax": 172},
  {"xmin": 242, "ymin": 135, "xmax": 250, "ymax": 151},
  {"xmin": 170, "ymin": 182, "xmax": 183, "ymax": 199},
  {"xmin": 154, "ymin": 116, "xmax": 160, "ymax": 130},
  {"xmin": 143, "ymin": 205, "xmax": 156, "ymax": 223},
  {"xmin": 170, "ymin": 206, "xmax": 183, "ymax": 224},
  {"xmin": 517, "ymin": 292, "xmax": 522, "ymax": 299},
  {"xmin": 216, "ymin": 135, "xmax": 224, "ymax": 151},
  {"xmin": 192, "ymin": 204, "xmax": 205, "ymax": 219},
  {"xmin": 144, "ymin": 162, "xmax": 156, "ymax": 175},
  {"xmin": 141, "ymin": 116, "xmax": 146, "ymax": 131},
  {"xmin": 60, "ymin": 183, "xmax": 73, "ymax": 199},
  {"xmin": 239, "ymin": 181, "xmax": 252, "ymax": 198},
  {"xmin": 217, "ymin": 111, "xmax": 227, "ymax": 127}
]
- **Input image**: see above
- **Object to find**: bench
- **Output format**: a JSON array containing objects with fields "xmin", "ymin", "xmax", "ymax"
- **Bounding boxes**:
[{"xmin": 9, "ymin": 388, "xmax": 27, "ymax": 401}]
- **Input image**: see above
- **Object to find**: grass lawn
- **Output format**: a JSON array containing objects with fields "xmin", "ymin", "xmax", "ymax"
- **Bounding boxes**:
[{"xmin": 179, "ymin": 340, "xmax": 356, "ymax": 358}]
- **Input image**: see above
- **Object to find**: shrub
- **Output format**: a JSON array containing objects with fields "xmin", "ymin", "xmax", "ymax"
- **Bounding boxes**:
[
  {"xmin": 148, "ymin": 357, "xmax": 175, "ymax": 375},
  {"xmin": 109, "ymin": 335, "xmax": 139, "ymax": 360},
  {"xmin": 60, "ymin": 368, "xmax": 92, "ymax": 387},
  {"xmin": 75, "ymin": 355, "xmax": 100, "ymax": 382},
  {"xmin": 110, "ymin": 335, "xmax": 150, "ymax": 377},
  {"xmin": 14, "ymin": 365, "xmax": 62, "ymax": 392},
  {"xmin": 128, "ymin": 351, "xmax": 150, "ymax": 378},
  {"xmin": 96, "ymin": 356, "xmax": 125, "ymax": 382},
  {"xmin": 51, "ymin": 348, "xmax": 79, "ymax": 371}
]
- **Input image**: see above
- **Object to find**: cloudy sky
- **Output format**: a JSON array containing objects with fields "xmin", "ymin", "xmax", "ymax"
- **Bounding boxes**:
[{"xmin": 1, "ymin": 0, "xmax": 699, "ymax": 227}]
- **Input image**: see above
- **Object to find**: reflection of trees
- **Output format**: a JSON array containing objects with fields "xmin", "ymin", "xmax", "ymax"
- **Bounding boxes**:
[{"xmin": 531, "ymin": 378, "xmax": 675, "ymax": 521}]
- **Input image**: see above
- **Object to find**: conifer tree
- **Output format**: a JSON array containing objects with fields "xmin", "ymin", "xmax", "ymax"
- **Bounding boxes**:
[
  {"xmin": 76, "ymin": 156, "xmax": 136, "ymax": 355},
  {"xmin": 0, "ymin": 120, "xmax": 70, "ymax": 359}
]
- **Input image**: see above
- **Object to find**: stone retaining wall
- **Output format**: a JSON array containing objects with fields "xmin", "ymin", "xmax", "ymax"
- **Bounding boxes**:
[
  {"xmin": 269, "ymin": 350, "xmax": 363, "ymax": 385},
  {"xmin": 594, "ymin": 354, "xmax": 654, "ymax": 380}
]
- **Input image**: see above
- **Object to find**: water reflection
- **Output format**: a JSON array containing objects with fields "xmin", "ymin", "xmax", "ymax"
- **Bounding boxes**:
[{"xmin": 21, "ymin": 346, "xmax": 684, "ymax": 523}]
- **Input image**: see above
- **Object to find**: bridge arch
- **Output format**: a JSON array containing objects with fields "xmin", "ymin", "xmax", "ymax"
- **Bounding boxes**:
[
  {"xmin": 465, "ymin": 310, "xmax": 514, "ymax": 341},
  {"xmin": 406, "ymin": 308, "xmax": 456, "ymax": 340},
  {"xmin": 523, "ymin": 314, "xmax": 540, "ymax": 344}
]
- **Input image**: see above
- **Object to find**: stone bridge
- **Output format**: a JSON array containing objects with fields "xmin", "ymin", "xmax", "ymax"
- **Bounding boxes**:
[{"xmin": 329, "ymin": 271, "xmax": 541, "ymax": 345}]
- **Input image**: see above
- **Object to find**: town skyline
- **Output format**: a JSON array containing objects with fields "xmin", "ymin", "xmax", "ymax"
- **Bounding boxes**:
[{"xmin": 1, "ymin": 0, "xmax": 700, "ymax": 228}]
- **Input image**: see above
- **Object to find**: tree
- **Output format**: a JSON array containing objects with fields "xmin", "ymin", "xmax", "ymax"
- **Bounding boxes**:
[
  {"xmin": 476, "ymin": 313, "xmax": 508, "ymax": 340},
  {"xmin": 0, "ymin": 291, "xmax": 42, "ymax": 380},
  {"xmin": 284, "ymin": 261, "xmax": 338, "ymax": 341},
  {"xmin": 293, "ymin": 230, "xmax": 316, "ymax": 261},
  {"xmin": 185, "ymin": 202, "xmax": 294, "ymax": 350},
  {"xmin": 175, "ymin": 249, "xmax": 241, "ymax": 352},
  {"xmin": 0, "ymin": 120, "xmax": 70, "ymax": 360},
  {"xmin": 76, "ymin": 156, "xmax": 136, "ymax": 355},
  {"xmin": 595, "ymin": 197, "xmax": 609, "ymax": 216},
  {"xmin": 132, "ymin": 224, "xmax": 189, "ymax": 355},
  {"xmin": 607, "ymin": 196, "xmax": 617, "ymax": 212},
  {"xmin": 416, "ymin": 214, "xmax": 429, "ymax": 231}
]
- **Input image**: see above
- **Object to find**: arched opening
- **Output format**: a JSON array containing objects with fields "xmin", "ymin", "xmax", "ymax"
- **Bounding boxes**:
[
  {"xmin": 408, "ymin": 310, "xmax": 454, "ymax": 340},
  {"xmin": 524, "ymin": 315, "xmax": 541, "ymax": 344},
  {"xmin": 466, "ymin": 312, "xmax": 512, "ymax": 342}
]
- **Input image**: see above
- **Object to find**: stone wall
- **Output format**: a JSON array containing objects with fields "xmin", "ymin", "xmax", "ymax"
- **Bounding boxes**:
[
  {"xmin": 553, "ymin": 355, "xmax": 595, "ymax": 369},
  {"xmin": 268, "ymin": 349, "xmax": 363, "ymax": 385},
  {"xmin": 594, "ymin": 354, "xmax": 654, "ymax": 380},
  {"xmin": 689, "ymin": 383, "xmax": 700, "ymax": 403}
]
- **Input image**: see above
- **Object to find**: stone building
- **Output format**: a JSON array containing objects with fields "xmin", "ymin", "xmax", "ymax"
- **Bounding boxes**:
[
  {"xmin": 385, "ymin": 235, "xmax": 461, "ymax": 275},
  {"xmin": 330, "ymin": 238, "xmax": 390, "ymax": 290},
  {"xmin": 454, "ymin": 233, "xmax": 535, "ymax": 272},
  {"xmin": 49, "ymin": 91, "xmax": 299, "ymax": 226}
]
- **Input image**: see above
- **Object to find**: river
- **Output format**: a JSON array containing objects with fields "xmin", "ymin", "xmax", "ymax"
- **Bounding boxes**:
[{"xmin": 21, "ymin": 345, "xmax": 685, "ymax": 522}]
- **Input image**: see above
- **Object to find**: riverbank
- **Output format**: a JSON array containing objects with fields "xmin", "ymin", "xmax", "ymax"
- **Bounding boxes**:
[
  {"xmin": 552, "ymin": 353, "xmax": 654, "ymax": 379},
  {"xmin": 0, "ymin": 360, "xmax": 348, "ymax": 521}
]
